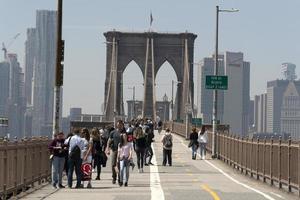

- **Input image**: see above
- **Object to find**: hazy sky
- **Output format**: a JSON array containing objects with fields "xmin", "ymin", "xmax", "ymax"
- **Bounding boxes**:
[{"xmin": 1, "ymin": 0, "xmax": 300, "ymax": 116}]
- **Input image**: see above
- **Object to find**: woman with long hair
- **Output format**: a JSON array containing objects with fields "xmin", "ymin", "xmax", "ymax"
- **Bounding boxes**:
[
  {"xmin": 133, "ymin": 126, "xmax": 147, "ymax": 173},
  {"xmin": 117, "ymin": 134, "xmax": 133, "ymax": 187},
  {"xmin": 91, "ymin": 128, "xmax": 102, "ymax": 180},
  {"xmin": 81, "ymin": 128, "xmax": 93, "ymax": 188},
  {"xmin": 198, "ymin": 126, "xmax": 208, "ymax": 160}
]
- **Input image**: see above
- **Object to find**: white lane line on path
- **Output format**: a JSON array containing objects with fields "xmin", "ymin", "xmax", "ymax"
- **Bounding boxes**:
[
  {"xmin": 270, "ymin": 192, "xmax": 285, "ymax": 199},
  {"xmin": 173, "ymin": 134, "xmax": 276, "ymax": 200},
  {"xmin": 150, "ymin": 142, "xmax": 165, "ymax": 200}
]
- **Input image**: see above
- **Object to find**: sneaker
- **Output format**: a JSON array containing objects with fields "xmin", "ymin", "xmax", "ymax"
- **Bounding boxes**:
[
  {"xmin": 58, "ymin": 184, "xmax": 65, "ymax": 188},
  {"xmin": 52, "ymin": 183, "xmax": 57, "ymax": 189},
  {"xmin": 141, "ymin": 168, "xmax": 144, "ymax": 173},
  {"xmin": 124, "ymin": 182, "xmax": 128, "ymax": 187},
  {"xmin": 145, "ymin": 163, "xmax": 149, "ymax": 166},
  {"xmin": 87, "ymin": 183, "xmax": 92, "ymax": 188},
  {"xmin": 112, "ymin": 179, "xmax": 116, "ymax": 184},
  {"xmin": 119, "ymin": 182, "xmax": 123, "ymax": 187},
  {"xmin": 148, "ymin": 162, "xmax": 154, "ymax": 165}
]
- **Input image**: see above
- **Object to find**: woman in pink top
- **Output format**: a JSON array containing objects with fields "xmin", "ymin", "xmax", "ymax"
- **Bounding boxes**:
[{"xmin": 117, "ymin": 134, "xmax": 133, "ymax": 187}]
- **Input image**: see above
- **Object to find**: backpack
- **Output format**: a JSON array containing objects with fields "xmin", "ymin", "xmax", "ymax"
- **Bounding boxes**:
[
  {"xmin": 70, "ymin": 145, "xmax": 81, "ymax": 161},
  {"xmin": 68, "ymin": 136, "xmax": 81, "ymax": 161},
  {"xmin": 164, "ymin": 135, "xmax": 173, "ymax": 148}
]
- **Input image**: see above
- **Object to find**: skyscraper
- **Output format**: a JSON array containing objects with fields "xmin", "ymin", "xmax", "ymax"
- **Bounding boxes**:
[
  {"xmin": 281, "ymin": 81, "xmax": 300, "ymax": 139},
  {"xmin": 24, "ymin": 28, "xmax": 36, "ymax": 106},
  {"xmin": 6, "ymin": 54, "xmax": 25, "ymax": 138},
  {"xmin": 32, "ymin": 10, "xmax": 58, "ymax": 136},
  {"xmin": 254, "ymin": 93, "xmax": 267, "ymax": 133},
  {"xmin": 197, "ymin": 51, "xmax": 250, "ymax": 136},
  {"xmin": 196, "ymin": 57, "xmax": 224, "ymax": 124},
  {"xmin": 0, "ymin": 62, "xmax": 10, "ymax": 117},
  {"xmin": 282, "ymin": 63, "xmax": 297, "ymax": 81},
  {"xmin": 266, "ymin": 80, "xmax": 289, "ymax": 134}
]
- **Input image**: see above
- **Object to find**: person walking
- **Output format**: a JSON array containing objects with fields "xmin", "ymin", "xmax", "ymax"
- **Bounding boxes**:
[
  {"xmin": 106, "ymin": 120, "xmax": 124, "ymax": 184},
  {"xmin": 161, "ymin": 128, "xmax": 173, "ymax": 166},
  {"xmin": 64, "ymin": 128, "xmax": 84, "ymax": 189},
  {"xmin": 81, "ymin": 128, "xmax": 93, "ymax": 188},
  {"xmin": 49, "ymin": 132, "xmax": 66, "ymax": 189},
  {"xmin": 117, "ymin": 134, "xmax": 133, "ymax": 187},
  {"xmin": 133, "ymin": 126, "xmax": 146, "ymax": 173},
  {"xmin": 157, "ymin": 120, "xmax": 163, "ymax": 134},
  {"xmin": 198, "ymin": 126, "xmax": 208, "ymax": 160},
  {"xmin": 189, "ymin": 128, "xmax": 198, "ymax": 160},
  {"xmin": 91, "ymin": 128, "xmax": 102, "ymax": 180},
  {"xmin": 144, "ymin": 125, "xmax": 154, "ymax": 166}
]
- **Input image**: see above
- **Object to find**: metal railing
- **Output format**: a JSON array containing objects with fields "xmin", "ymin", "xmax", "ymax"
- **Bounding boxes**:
[
  {"xmin": 165, "ymin": 121, "xmax": 300, "ymax": 196},
  {"xmin": 0, "ymin": 137, "xmax": 51, "ymax": 199}
]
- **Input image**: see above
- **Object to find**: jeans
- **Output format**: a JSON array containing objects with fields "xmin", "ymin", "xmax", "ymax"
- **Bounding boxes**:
[
  {"xmin": 199, "ymin": 143, "xmax": 207, "ymax": 158},
  {"xmin": 111, "ymin": 151, "xmax": 119, "ymax": 181},
  {"xmin": 135, "ymin": 148, "xmax": 145, "ymax": 169},
  {"xmin": 162, "ymin": 148, "xmax": 172, "ymax": 166},
  {"xmin": 52, "ymin": 156, "xmax": 65, "ymax": 185},
  {"xmin": 67, "ymin": 158, "xmax": 82, "ymax": 188},
  {"xmin": 192, "ymin": 144, "xmax": 198, "ymax": 158},
  {"xmin": 120, "ymin": 159, "xmax": 130, "ymax": 183}
]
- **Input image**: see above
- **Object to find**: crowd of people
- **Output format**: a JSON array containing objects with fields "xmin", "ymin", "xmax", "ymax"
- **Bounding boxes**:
[
  {"xmin": 48, "ymin": 118, "xmax": 175, "ymax": 189},
  {"xmin": 48, "ymin": 118, "xmax": 209, "ymax": 189}
]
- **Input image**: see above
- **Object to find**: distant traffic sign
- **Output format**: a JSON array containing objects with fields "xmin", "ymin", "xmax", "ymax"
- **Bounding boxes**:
[
  {"xmin": 192, "ymin": 118, "xmax": 202, "ymax": 127},
  {"xmin": 205, "ymin": 75, "xmax": 228, "ymax": 90}
]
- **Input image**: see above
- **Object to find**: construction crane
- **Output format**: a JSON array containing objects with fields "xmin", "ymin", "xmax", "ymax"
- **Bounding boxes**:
[{"xmin": 2, "ymin": 33, "xmax": 21, "ymax": 60}]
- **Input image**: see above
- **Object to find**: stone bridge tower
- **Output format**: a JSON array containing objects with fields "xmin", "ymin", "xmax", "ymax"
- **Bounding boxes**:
[{"xmin": 103, "ymin": 31, "xmax": 197, "ymax": 122}]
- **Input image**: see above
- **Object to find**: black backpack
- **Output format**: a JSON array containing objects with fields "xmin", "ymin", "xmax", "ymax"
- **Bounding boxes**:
[
  {"xmin": 68, "ymin": 136, "xmax": 81, "ymax": 161},
  {"xmin": 164, "ymin": 135, "xmax": 173, "ymax": 148}
]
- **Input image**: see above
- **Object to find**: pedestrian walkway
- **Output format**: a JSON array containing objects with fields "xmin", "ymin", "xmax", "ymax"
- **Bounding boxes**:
[{"xmin": 22, "ymin": 131, "xmax": 298, "ymax": 200}]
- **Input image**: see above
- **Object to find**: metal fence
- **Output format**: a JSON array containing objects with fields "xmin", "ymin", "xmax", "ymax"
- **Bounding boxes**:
[
  {"xmin": 0, "ymin": 137, "xmax": 51, "ymax": 199},
  {"xmin": 165, "ymin": 121, "xmax": 300, "ymax": 196}
]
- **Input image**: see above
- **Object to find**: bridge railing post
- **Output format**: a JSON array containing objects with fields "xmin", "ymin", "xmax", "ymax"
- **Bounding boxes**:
[
  {"xmin": 288, "ymin": 136, "xmax": 291, "ymax": 192},
  {"xmin": 278, "ymin": 136, "xmax": 282, "ymax": 189},
  {"xmin": 241, "ymin": 137, "xmax": 244, "ymax": 174},
  {"xmin": 263, "ymin": 136, "xmax": 266, "ymax": 182},
  {"xmin": 270, "ymin": 136, "xmax": 274, "ymax": 186},
  {"xmin": 298, "ymin": 140, "xmax": 300, "ymax": 197},
  {"xmin": 256, "ymin": 137, "xmax": 259, "ymax": 180}
]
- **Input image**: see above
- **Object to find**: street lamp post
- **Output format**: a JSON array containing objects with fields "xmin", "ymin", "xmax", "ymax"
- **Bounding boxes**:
[
  {"xmin": 53, "ymin": 0, "xmax": 64, "ymax": 137},
  {"xmin": 212, "ymin": 6, "xmax": 239, "ymax": 158}
]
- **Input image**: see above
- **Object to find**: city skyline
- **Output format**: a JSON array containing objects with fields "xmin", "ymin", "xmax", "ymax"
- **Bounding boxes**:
[{"xmin": 1, "ymin": 0, "xmax": 300, "ymax": 116}]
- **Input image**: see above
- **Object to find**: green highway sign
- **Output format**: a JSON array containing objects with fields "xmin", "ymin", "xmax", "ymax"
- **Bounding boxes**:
[
  {"xmin": 192, "ymin": 118, "xmax": 202, "ymax": 127},
  {"xmin": 205, "ymin": 75, "xmax": 228, "ymax": 90}
]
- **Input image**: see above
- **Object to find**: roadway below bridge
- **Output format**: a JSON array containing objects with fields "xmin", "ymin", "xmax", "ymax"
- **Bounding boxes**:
[{"xmin": 22, "ymin": 131, "xmax": 297, "ymax": 200}]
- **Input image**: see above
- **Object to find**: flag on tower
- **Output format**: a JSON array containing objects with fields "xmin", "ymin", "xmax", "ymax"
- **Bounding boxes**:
[{"xmin": 150, "ymin": 12, "xmax": 153, "ymax": 27}]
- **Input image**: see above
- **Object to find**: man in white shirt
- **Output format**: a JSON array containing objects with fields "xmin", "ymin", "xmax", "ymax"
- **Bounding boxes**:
[{"xmin": 64, "ymin": 128, "xmax": 84, "ymax": 188}]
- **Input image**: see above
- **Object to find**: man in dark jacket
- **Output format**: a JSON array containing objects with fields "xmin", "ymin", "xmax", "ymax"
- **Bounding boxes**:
[{"xmin": 49, "ymin": 132, "xmax": 66, "ymax": 188}]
